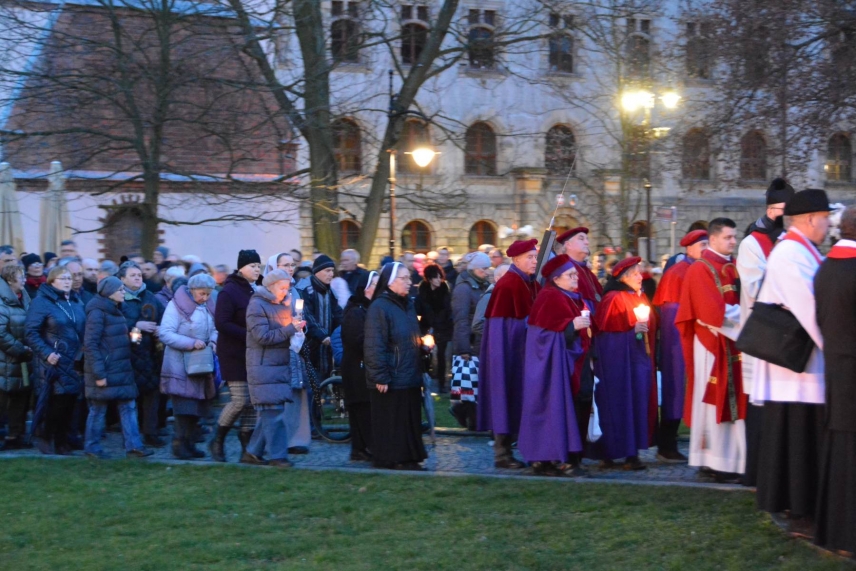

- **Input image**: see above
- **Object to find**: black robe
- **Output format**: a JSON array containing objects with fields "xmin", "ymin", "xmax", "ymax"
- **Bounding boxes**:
[{"xmin": 814, "ymin": 251, "xmax": 856, "ymax": 552}]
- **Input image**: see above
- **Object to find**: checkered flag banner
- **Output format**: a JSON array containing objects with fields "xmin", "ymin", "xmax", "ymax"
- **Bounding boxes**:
[{"xmin": 450, "ymin": 355, "xmax": 479, "ymax": 403}]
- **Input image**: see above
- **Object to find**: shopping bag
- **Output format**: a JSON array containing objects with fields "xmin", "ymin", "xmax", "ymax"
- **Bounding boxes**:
[{"xmin": 450, "ymin": 355, "xmax": 478, "ymax": 403}]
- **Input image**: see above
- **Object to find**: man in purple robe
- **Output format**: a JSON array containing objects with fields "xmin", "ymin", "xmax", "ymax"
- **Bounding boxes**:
[{"xmin": 478, "ymin": 239, "xmax": 540, "ymax": 468}]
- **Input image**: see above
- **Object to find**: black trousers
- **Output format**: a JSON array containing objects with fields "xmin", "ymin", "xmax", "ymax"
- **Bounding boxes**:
[
  {"xmin": 137, "ymin": 389, "xmax": 160, "ymax": 437},
  {"xmin": 45, "ymin": 393, "xmax": 77, "ymax": 447},
  {"xmin": 0, "ymin": 389, "xmax": 31, "ymax": 439},
  {"xmin": 656, "ymin": 418, "xmax": 681, "ymax": 453},
  {"xmin": 743, "ymin": 403, "xmax": 764, "ymax": 487},
  {"xmin": 434, "ymin": 337, "xmax": 450, "ymax": 390},
  {"xmin": 347, "ymin": 401, "xmax": 372, "ymax": 454}
]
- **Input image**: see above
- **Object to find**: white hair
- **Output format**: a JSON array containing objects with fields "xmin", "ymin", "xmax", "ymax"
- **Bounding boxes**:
[
  {"xmin": 164, "ymin": 266, "xmax": 186, "ymax": 284},
  {"xmin": 341, "ymin": 248, "xmax": 360, "ymax": 263}
]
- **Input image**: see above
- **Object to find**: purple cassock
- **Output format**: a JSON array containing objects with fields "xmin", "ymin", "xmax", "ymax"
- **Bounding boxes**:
[
  {"xmin": 657, "ymin": 303, "xmax": 685, "ymax": 421},
  {"xmin": 476, "ymin": 266, "xmax": 539, "ymax": 435},
  {"xmin": 587, "ymin": 288, "xmax": 656, "ymax": 461},
  {"xmin": 517, "ymin": 325, "xmax": 584, "ymax": 463}
]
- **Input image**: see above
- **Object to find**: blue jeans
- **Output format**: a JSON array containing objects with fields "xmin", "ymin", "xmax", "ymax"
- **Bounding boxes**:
[
  {"xmin": 248, "ymin": 408, "xmax": 289, "ymax": 461},
  {"xmin": 85, "ymin": 399, "xmax": 144, "ymax": 453}
]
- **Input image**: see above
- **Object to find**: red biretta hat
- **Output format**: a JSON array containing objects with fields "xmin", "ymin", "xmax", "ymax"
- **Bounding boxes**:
[
  {"xmin": 506, "ymin": 239, "xmax": 538, "ymax": 258},
  {"xmin": 556, "ymin": 227, "xmax": 589, "ymax": 244},
  {"xmin": 541, "ymin": 254, "xmax": 575, "ymax": 280},
  {"xmin": 612, "ymin": 256, "xmax": 642, "ymax": 278},
  {"xmin": 679, "ymin": 229, "xmax": 708, "ymax": 248}
]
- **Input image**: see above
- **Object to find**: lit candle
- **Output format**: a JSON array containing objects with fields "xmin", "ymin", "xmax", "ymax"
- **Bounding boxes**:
[
  {"xmin": 130, "ymin": 327, "xmax": 142, "ymax": 345},
  {"xmin": 294, "ymin": 298, "xmax": 304, "ymax": 320},
  {"xmin": 633, "ymin": 304, "xmax": 650, "ymax": 324},
  {"xmin": 422, "ymin": 334, "xmax": 435, "ymax": 350}
]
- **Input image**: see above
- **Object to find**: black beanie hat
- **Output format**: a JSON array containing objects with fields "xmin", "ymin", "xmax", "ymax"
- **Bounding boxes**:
[
  {"xmin": 766, "ymin": 178, "xmax": 795, "ymax": 206},
  {"xmin": 236, "ymin": 249, "xmax": 261, "ymax": 270},
  {"xmin": 22, "ymin": 253, "xmax": 42, "ymax": 270},
  {"xmin": 312, "ymin": 254, "xmax": 335, "ymax": 274}
]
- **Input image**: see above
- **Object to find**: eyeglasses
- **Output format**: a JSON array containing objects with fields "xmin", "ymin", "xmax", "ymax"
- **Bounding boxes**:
[{"xmin": 55, "ymin": 276, "xmax": 73, "ymax": 281}]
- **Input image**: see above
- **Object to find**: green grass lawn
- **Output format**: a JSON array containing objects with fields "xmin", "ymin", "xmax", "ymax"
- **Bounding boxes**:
[{"xmin": 0, "ymin": 459, "xmax": 849, "ymax": 571}]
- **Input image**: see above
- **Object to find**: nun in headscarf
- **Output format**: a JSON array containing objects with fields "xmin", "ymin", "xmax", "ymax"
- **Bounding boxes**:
[
  {"xmin": 341, "ymin": 270, "xmax": 379, "ymax": 461},
  {"xmin": 363, "ymin": 262, "xmax": 428, "ymax": 470}
]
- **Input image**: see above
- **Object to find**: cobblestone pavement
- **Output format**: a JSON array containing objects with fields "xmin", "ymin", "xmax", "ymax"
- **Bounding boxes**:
[{"xmin": 3, "ymin": 421, "xmax": 747, "ymax": 490}]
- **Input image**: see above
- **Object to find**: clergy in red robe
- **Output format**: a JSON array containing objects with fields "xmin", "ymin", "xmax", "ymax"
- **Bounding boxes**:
[
  {"xmin": 652, "ymin": 229, "xmax": 708, "ymax": 462},
  {"xmin": 556, "ymin": 227, "xmax": 603, "ymax": 465},
  {"xmin": 518, "ymin": 255, "xmax": 591, "ymax": 477},
  {"xmin": 588, "ymin": 257, "xmax": 657, "ymax": 470},
  {"xmin": 675, "ymin": 218, "xmax": 747, "ymax": 481},
  {"xmin": 478, "ymin": 239, "xmax": 540, "ymax": 469}
]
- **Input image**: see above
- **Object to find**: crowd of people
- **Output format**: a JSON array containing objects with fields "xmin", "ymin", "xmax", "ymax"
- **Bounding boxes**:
[{"xmin": 0, "ymin": 179, "xmax": 854, "ymax": 555}]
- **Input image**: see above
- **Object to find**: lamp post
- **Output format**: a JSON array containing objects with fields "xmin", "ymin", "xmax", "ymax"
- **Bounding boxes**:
[
  {"xmin": 387, "ymin": 70, "xmax": 437, "ymax": 260},
  {"xmin": 620, "ymin": 88, "xmax": 680, "ymax": 263}
]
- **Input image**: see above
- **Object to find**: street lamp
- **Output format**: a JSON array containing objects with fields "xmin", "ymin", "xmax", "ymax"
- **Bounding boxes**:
[{"xmin": 387, "ymin": 70, "xmax": 437, "ymax": 260}]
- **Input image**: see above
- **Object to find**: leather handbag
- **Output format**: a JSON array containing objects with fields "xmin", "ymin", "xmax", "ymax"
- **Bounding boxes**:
[
  {"xmin": 736, "ymin": 302, "xmax": 814, "ymax": 373},
  {"xmin": 183, "ymin": 345, "xmax": 215, "ymax": 376}
]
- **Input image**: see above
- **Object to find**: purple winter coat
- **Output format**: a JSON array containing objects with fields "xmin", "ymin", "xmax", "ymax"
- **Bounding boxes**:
[{"xmin": 214, "ymin": 272, "xmax": 254, "ymax": 383}]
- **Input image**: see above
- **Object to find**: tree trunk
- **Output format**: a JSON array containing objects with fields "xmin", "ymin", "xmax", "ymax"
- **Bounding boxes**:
[{"xmin": 140, "ymin": 172, "xmax": 160, "ymax": 259}]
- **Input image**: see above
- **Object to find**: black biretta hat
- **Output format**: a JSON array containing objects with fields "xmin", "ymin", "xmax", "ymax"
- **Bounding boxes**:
[
  {"xmin": 766, "ymin": 178, "xmax": 795, "ymax": 205},
  {"xmin": 784, "ymin": 189, "xmax": 833, "ymax": 216}
]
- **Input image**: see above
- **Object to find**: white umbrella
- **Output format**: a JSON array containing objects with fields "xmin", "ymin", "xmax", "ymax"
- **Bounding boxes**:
[
  {"xmin": 0, "ymin": 162, "xmax": 24, "ymax": 254},
  {"xmin": 39, "ymin": 161, "xmax": 71, "ymax": 256}
]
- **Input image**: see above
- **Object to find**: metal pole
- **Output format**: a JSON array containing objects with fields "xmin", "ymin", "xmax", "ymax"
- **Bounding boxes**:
[
  {"xmin": 644, "ymin": 181, "xmax": 652, "ymax": 263},
  {"xmin": 670, "ymin": 206, "xmax": 677, "ymax": 257},
  {"xmin": 389, "ymin": 151, "xmax": 396, "ymax": 260}
]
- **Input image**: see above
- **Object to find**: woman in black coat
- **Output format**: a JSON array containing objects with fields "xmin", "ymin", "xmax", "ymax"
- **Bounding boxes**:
[
  {"xmin": 24, "ymin": 265, "xmax": 86, "ymax": 455},
  {"xmin": 82, "ymin": 277, "xmax": 151, "ymax": 459},
  {"xmin": 416, "ymin": 264, "xmax": 453, "ymax": 393},
  {"xmin": 341, "ymin": 270, "xmax": 378, "ymax": 461},
  {"xmin": 211, "ymin": 249, "xmax": 262, "ymax": 462},
  {"xmin": 364, "ymin": 262, "xmax": 428, "ymax": 471}
]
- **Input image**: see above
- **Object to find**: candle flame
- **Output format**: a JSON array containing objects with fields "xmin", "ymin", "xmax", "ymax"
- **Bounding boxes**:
[
  {"xmin": 422, "ymin": 334, "xmax": 435, "ymax": 349},
  {"xmin": 633, "ymin": 304, "xmax": 650, "ymax": 323}
]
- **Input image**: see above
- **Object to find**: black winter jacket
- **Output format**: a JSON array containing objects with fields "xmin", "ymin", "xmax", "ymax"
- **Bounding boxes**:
[
  {"xmin": 415, "ymin": 280, "xmax": 453, "ymax": 339},
  {"xmin": 363, "ymin": 291, "xmax": 422, "ymax": 390},
  {"xmin": 341, "ymin": 294, "xmax": 371, "ymax": 404},
  {"xmin": 120, "ymin": 286, "xmax": 164, "ymax": 392},
  {"xmin": 296, "ymin": 276, "xmax": 342, "ymax": 378},
  {"xmin": 83, "ymin": 296, "xmax": 138, "ymax": 401},
  {"xmin": 0, "ymin": 279, "xmax": 31, "ymax": 392},
  {"xmin": 24, "ymin": 285, "xmax": 85, "ymax": 395},
  {"xmin": 214, "ymin": 273, "xmax": 255, "ymax": 383}
]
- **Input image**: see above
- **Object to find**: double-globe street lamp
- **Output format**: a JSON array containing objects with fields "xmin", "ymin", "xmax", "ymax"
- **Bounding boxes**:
[
  {"xmin": 620, "ymin": 88, "xmax": 680, "ymax": 262},
  {"xmin": 387, "ymin": 70, "xmax": 437, "ymax": 260}
]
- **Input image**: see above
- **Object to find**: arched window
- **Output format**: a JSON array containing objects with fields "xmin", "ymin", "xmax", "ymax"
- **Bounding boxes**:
[
  {"xmin": 332, "ymin": 119, "xmax": 361, "ymax": 174},
  {"xmin": 740, "ymin": 131, "xmax": 766, "ymax": 182},
  {"xmin": 626, "ymin": 36, "xmax": 650, "ymax": 78},
  {"xmin": 468, "ymin": 27, "xmax": 495, "ymax": 69},
  {"xmin": 340, "ymin": 220, "xmax": 360, "ymax": 251},
  {"xmin": 331, "ymin": 9, "xmax": 360, "ymax": 63},
  {"xmin": 468, "ymin": 220, "xmax": 497, "ymax": 251},
  {"xmin": 545, "ymin": 125, "xmax": 576, "ymax": 175},
  {"xmin": 401, "ymin": 23, "xmax": 428, "ymax": 65},
  {"xmin": 827, "ymin": 133, "xmax": 852, "ymax": 182},
  {"xmin": 682, "ymin": 128, "xmax": 711, "ymax": 180},
  {"xmin": 465, "ymin": 122, "xmax": 497, "ymax": 176},
  {"xmin": 398, "ymin": 120, "xmax": 430, "ymax": 174},
  {"xmin": 402, "ymin": 220, "xmax": 431, "ymax": 253}
]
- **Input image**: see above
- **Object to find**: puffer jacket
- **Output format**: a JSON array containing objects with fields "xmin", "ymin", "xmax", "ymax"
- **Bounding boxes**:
[
  {"xmin": 24, "ymin": 285, "xmax": 85, "ymax": 395},
  {"xmin": 83, "ymin": 295, "xmax": 137, "ymax": 401},
  {"xmin": 120, "ymin": 285, "xmax": 164, "ymax": 393},
  {"xmin": 0, "ymin": 278, "xmax": 31, "ymax": 392},
  {"xmin": 451, "ymin": 271, "xmax": 489, "ymax": 356},
  {"xmin": 246, "ymin": 287, "xmax": 297, "ymax": 406},
  {"xmin": 363, "ymin": 290, "xmax": 422, "ymax": 390},
  {"xmin": 159, "ymin": 286, "xmax": 218, "ymax": 401}
]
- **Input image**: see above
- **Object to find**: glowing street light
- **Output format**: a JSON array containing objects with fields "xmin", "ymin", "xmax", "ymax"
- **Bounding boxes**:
[
  {"xmin": 407, "ymin": 147, "xmax": 437, "ymax": 168},
  {"xmin": 621, "ymin": 90, "xmax": 655, "ymax": 112},
  {"xmin": 661, "ymin": 91, "xmax": 681, "ymax": 109}
]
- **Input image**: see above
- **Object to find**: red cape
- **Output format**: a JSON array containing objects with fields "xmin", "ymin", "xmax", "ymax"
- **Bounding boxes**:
[
  {"xmin": 595, "ymin": 288, "xmax": 658, "ymax": 443},
  {"xmin": 572, "ymin": 259, "xmax": 603, "ymax": 308},
  {"xmin": 652, "ymin": 258, "xmax": 691, "ymax": 306},
  {"xmin": 485, "ymin": 268, "xmax": 540, "ymax": 320},
  {"xmin": 675, "ymin": 249, "xmax": 746, "ymax": 426},
  {"xmin": 530, "ymin": 285, "xmax": 594, "ymax": 395},
  {"xmin": 750, "ymin": 230, "xmax": 774, "ymax": 258}
]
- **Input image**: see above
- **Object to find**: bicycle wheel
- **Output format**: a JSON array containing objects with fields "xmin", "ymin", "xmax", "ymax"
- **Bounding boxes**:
[{"xmin": 311, "ymin": 376, "xmax": 352, "ymax": 443}]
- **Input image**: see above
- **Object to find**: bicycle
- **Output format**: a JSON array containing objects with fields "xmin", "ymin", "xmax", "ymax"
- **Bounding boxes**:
[{"xmin": 310, "ymin": 375, "xmax": 352, "ymax": 443}]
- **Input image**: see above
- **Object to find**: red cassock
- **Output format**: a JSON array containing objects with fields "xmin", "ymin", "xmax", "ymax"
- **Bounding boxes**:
[
  {"xmin": 652, "ymin": 259, "xmax": 691, "ymax": 306},
  {"xmin": 675, "ymin": 249, "xmax": 747, "ymax": 427},
  {"xmin": 594, "ymin": 288, "xmax": 658, "ymax": 444},
  {"xmin": 528, "ymin": 286, "xmax": 593, "ymax": 395}
]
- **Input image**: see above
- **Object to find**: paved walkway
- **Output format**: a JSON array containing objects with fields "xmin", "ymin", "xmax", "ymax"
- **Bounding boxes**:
[{"xmin": 2, "ymin": 425, "xmax": 748, "ymax": 490}]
